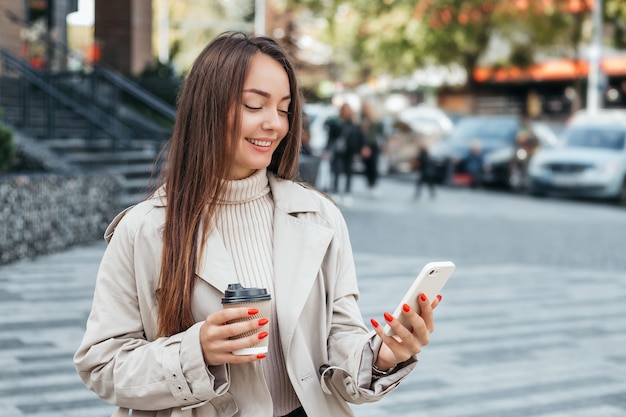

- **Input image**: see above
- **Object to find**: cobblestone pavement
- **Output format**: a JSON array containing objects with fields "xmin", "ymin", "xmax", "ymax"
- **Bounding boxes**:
[{"xmin": 1, "ymin": 176, "xmax": 625, "ymax": 417}]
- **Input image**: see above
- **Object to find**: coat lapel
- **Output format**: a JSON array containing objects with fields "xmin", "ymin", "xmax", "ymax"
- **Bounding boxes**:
[
  {"xmin": 193, "ymin": 174, "xmax": 335, "ymax": 352},
  {"xmin": 269, "ymin": 176, "xmax": 334, "ymax": 353},
  {"xmin": 195, "ymin": 227, "xmax": 239, "ymax": 293}
]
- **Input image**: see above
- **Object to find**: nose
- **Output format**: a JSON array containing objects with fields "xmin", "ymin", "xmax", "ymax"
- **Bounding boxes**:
[{"xmin": 262, "ymin": 109, "xmax": 282, "ymax": 131}]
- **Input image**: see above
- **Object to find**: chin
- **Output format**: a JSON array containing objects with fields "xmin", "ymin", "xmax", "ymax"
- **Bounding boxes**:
[{"xmin": 250, "ymin": 157, "xmax": 273, "ymax": 170}]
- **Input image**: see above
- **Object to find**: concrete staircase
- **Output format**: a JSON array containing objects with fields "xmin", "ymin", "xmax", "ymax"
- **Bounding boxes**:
[
  {"xmin": 0, "ymin": 51, "xmax": 174, "ymax": 209},
  {"xmin": 43, "ymin": 138, "xmax": 165, "ymax": 208}
]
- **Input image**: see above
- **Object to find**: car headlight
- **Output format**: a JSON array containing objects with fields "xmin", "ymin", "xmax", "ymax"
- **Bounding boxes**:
[
  {"xmin": 586, "ymin": 161, "xmax": 621, "ymax": 176},
  {"xmin": 602, "ymin": 160, "xmax": 621, "ymax": 175}
]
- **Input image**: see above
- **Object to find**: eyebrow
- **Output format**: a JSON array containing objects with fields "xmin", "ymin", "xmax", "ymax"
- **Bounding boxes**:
[{"xmin": 244, "ymin": 88, "xmax": 291, "ymax": 101}]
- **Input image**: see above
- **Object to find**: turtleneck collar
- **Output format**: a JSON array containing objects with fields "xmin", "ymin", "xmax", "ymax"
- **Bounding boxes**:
[{"xmin": 219, "ymin": 168, "xmax": 270, "ymax": 205}]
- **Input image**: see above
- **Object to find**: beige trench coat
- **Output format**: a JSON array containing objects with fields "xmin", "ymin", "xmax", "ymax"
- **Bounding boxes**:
[{"xmin": 74, "ymin": 173, "xmax": 417, "ymax": 417}]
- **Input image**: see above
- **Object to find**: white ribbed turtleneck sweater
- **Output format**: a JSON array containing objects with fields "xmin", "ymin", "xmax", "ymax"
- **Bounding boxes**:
[{"xmin": 215, "ymin": 168, "xmax": 300, "ymax": 416}]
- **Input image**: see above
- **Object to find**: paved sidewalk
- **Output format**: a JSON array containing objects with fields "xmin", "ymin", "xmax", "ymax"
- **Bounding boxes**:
[
  {"xmin": 0, "ymin": 241, "xmax": 114, "ymax": 417},
  {"xmin": 2, "ymin": 241, "xmax": 625, "ymax": 417},
  {"xmin": 1, "ymin": 177, "xmax": 626, "ymax": 417}
]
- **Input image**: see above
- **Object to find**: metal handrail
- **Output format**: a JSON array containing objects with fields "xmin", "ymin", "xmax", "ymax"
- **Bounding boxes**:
[
  {"xmin": 0, "ymin": 47, "xmax": 134, "ymax": 147},
  {"xmin": 94, "ymin": 66, "xmax": 177, "ymax": 122},
  {"xmin": 2, "ymin": 9, "xmax": 176, "ymax": 138}
]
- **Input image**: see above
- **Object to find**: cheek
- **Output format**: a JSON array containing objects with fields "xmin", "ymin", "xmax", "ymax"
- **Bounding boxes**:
[{"xmin": 280, "ymin": 118, "xmax": 291, "ymax": 138}]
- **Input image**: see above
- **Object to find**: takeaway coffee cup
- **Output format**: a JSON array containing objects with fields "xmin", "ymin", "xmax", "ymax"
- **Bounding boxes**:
[{"xmin": 222, "ymin": 283, "xmax": 271, "ymax": 355}]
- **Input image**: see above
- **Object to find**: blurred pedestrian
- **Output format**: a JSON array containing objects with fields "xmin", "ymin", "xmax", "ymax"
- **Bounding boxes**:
[
  {"xmin": 360, "ymin": 101, "xmax": 385, "ymax": 197},
  {"xmin": 464, "ymin": 139, "xmax": 484, "ymax": 188},
  {"xmin": 509, "ymin": 127, "xmax": 540, "ymax": 191},
  {"xmin": 414, "ymin": 143, "xmax": 436, "ymax": 200},
  {"xmin": 300, "ymin": 110, "xmax": 313, "ymax": 155},
  {"xmin": 298, "ymin": 110, "xmax": 320, "ymax": 185},
  {"xmin": 325, "ymin": 102, "xmax": 365, "ymax": 205},
  {"xmin": 74, "ymin": 32, "xmax": 441, "ymax": 417}
]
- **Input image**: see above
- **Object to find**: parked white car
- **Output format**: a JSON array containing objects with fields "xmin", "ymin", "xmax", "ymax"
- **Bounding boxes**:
[
  {"xmin": 397, "ymin": 105, "xmax": 455, "ymax": 137},
  {"xmin": 528, "ymin": 110, "xmax": 626, "ymax": 205}
]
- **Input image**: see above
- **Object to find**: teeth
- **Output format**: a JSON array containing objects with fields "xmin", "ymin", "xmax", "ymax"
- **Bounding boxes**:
[{"xmin": 248, "ymin": 138, "xmax": 271, "ymax": 147}]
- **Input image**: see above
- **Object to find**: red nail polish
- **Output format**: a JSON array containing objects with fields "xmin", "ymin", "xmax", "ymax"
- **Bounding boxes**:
[
  {"xmin": 256, "ymin": 353, "xmax": 266, "ymax": 359},
  {"xmin": 258, "ymin": 318, "xmax": 269, "ymax": 326},
  {"xmin": 402, "ymin": 303, "xmax": 411, "ymax": 312},
  {"xmin": 420, "ymin": 293, "xmax": 427, "ymax": 302},
  {"xmin": 437, "ymin": 294, "xmax": 442, "ymax": 301},
  {"xmin": 248, "ymin": 308, "xmax": 259, "ymax": 315},
  {"xmin": 384, "ymin": 312, "xmax": 394, "ymax": 322},
  {"xmin": 258, "ymin": 331, "xmax": 268, "ymax": 340},
  {"xmin": 370, "ymin": 318, "xmax": 379, "ymax": 328}
]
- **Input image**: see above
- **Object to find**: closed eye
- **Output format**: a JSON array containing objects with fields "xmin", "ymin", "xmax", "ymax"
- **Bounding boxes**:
[{"xmin": 245, "ymin": 104, "xmax": 290, "ymax": 116}]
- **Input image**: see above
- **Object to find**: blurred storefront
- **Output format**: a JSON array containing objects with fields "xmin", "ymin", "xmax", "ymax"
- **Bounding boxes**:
[
  {"xmin": 0, "ymin": 0, "xmax": 152, "ymax": 75},
  {"xmin": 471, "ymin": 54, "xmax": 626, "ymax": 120},
  {"xmin": 94, "ymin": 0, "xmax": 152, "ymax": 75},
  {"xmin": 0, "ymin": 0, "xmax": 78, "ymax": 70}
]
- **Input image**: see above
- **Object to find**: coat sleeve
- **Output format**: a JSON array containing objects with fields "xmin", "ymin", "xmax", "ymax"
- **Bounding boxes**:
[
  {"xmin": 73, "ymin": 205, "xmax": 229, "ymax": 411},
  {"xmin": 321, "ymin": 209, "xmax": 418, "ymax": 404}
]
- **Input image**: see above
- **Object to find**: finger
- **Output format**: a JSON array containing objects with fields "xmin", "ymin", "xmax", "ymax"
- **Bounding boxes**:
[
  {"xmin": 417, "ymin": 293, "xmax": 435, "ymax": 334},
  {"xmin": 398, "ymin": 304, "xmax": 429, "ymax": 350},
  {"xmin": 229, "ymin": 329, "xmax": 270, "ymax": 354},
  {"xmin": 222, "ymin": 316, "xmax": 269, "ymax": 340},
  {"xmin": 370, "ymin": 317, "xmax": 400, "ymax": 348},
  {"xmin": 205, "ymin": 307, "xmax": 261, "ymax": 326},
  {"xmin": 369, "ymin": 318, "xmax": 406, "ymax": 363},
  {"xmin": 209, "ymin": 350, "xmax": 268, "ymax": 366},
  {"xmin": 381, "ymin": 312, "xmax": 411, "ymax": 340},
  {"xmin": 430, "ymin": 294, "xmax": 443, "ymax": 309},
  {"xmin": 371, "ymin": 317, "xmax": 419, "ymax": 363},
  {"xmin": 381, "ymin": 312, "xmax": 421, "ymax": 353},
  {"xmin": 201, "ymin": 311, "xmax": 269, "ymax": 366},
  {"xmin": 201, "ymin": 324, "xmax": 269, "ymax": 366},
  {"xmin": 205, "ymin": 317, "xmax": 269, "ymax": 340}
]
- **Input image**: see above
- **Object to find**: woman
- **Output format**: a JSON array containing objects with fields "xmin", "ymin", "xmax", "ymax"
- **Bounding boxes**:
[
  {"xmin": 324, "ymin": 102, "xmax": 364, "ymax": 204},
  {"xmin": 414, "ymin": 143, "xmax": 436, "ymax": 200},
  {"xmin": 74, "ymin": 32, "xmax": 440, "ymax": 417},
  {"xmin": 360, "ymin": 102, "xmax": 385, "ymax": 196}
]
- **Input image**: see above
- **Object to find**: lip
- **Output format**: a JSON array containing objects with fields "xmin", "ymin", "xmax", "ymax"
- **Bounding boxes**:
[{"xmin": 246, "ymin": 137, "xmax": 276, "ymax": 150}]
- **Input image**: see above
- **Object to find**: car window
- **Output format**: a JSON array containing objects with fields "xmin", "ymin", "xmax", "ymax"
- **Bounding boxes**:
[
  {"xmin": 448, "ymin": 117, "xmax": 518, "ymax": 145},
  {"xmin": 564, "ymin": 127, "xmax": 626, "ymax": 150}
]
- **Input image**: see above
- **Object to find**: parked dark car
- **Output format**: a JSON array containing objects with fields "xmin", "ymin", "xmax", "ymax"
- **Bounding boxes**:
[
  {"xmin": 429, "ymin": 115, "xmax": 559, "ymax": 190},
  {"xmin": 482, "ymin": 120, "xmax": 559, "ymax": 190}
]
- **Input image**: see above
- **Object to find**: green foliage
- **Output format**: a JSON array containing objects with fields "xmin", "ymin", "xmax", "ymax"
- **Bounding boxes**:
[
  {"xmin": 0, "ymin": 123, "xmax": 15, "ymax": 172},
  {"xmin": 606, "ymin": 0, "xmax": 626, "ymax": 48},
  {"xmin": 287, "ymin": 0, "xmax": 605, "ymax": 87}
]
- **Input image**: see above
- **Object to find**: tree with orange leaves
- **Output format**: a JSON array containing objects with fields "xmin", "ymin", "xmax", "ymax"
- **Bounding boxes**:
[{"xmin": 289, "ymin": 0, "xmax": 624, "ymax": 88}]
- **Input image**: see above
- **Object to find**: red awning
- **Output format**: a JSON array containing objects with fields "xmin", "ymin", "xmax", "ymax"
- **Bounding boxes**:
[{"xmin": 474, "ymin": 56, "xmax": 626, "ymax": 83}]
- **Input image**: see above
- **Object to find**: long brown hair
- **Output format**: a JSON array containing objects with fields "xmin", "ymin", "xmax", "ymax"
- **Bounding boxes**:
[{"xmin": 156, "ymin": 32, "xmax": 302, "ymax": 337}]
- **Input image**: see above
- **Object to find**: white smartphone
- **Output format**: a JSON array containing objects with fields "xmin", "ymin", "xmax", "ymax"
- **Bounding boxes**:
[{"xmin": 383, "ymin": 261, "xmax": 456, "ymax": 337}]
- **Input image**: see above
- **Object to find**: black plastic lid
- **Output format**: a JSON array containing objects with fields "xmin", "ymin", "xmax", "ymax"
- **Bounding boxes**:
[{"xmin": 222, "ymin": 283, "xmax": 271, "ymax": 304}]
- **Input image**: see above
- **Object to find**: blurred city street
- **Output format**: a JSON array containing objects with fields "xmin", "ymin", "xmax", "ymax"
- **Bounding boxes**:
[
  {"xmin": 1, "ymin": 175, "xmax": 625, "ymax": 417},
  {"xmin": 2, "ymin": 1, "xmax": 626, "ymax": 416}
]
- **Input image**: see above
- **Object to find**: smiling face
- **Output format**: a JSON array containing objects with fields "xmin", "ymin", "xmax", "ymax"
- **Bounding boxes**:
[{"xmin": 229, "ymin": 53, "xmax": 291, "ymax": 180}]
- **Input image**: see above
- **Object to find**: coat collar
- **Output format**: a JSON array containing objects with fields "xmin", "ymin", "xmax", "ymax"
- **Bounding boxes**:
[
  {"xmin": 149, "ymin": 172, "xmax": 320, "ymax": 211},
  {"xmin": 107, "ymin": 171, "xmax": 335, "ymax": 355},
  {"xmin": 194, "ymin": 172, "xmax": 332, "ymax": 291},
  {"xmin": 195, "ymin": 173, "xmax": 335, "ymax": 352}
]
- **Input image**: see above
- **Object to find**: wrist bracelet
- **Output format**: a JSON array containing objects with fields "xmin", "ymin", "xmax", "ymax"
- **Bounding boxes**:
[{"xmin": 372, "ymin": 363, "xmax": 398, "ymax": 378}]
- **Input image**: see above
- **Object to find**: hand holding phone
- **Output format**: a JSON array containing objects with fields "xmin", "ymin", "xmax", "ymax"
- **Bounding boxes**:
[{"xmin": 383, "ymin": 261, "xmax": 455, "ymax": 337}]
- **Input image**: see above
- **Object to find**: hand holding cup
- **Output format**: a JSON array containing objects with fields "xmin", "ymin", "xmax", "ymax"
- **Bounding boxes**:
[{"xmin": 200, "ymin": 284, "xmax": 271, "ymax": 366}]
